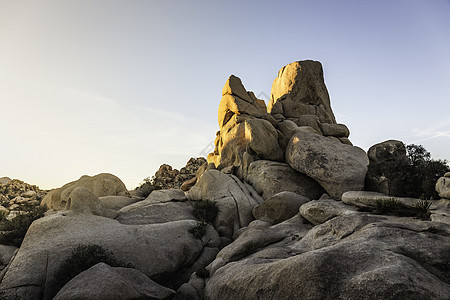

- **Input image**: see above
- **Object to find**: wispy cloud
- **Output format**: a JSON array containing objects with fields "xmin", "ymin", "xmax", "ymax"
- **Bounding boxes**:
[
  {"xmin": 0, "ymin": 75, "xmax": 216, "ymax": 189},
  {"xmin": 411, "ymin": 121, "xmax": 450, "ymax": 143}
]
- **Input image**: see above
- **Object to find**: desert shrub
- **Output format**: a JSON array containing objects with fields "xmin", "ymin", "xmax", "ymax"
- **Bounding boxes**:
[
  {"xmin": 52, "ymin": 244, "xmax": 132, "ymax": 296},
  {"xmin": 192, "ymin": 199, "xmax": 219, "ymax": 224},
  {"xmin": 414, "ymin": 200, "xmax": 432, "ymax": 220},
  {"xmin": 189, "ymin": 200, "xmax": 219, "ymax": 239},
  {"xmin": 135, "ymin": 176, "xmax": 160, "ymax": 197},
  {"xmin": 0, "ymin": 204, "xmax": 47, "ymax": 247},
  {"xmin": 375, "ymin": 199, "xmax": 404, "ymax": 214}
]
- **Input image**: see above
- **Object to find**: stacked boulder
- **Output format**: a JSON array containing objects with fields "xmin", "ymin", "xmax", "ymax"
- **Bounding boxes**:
[
  {"xmin": 208, "ymin": 60, "xmax": 368, "ymax": 200},
  {"xmin": 151, "ymin": 157, "xmax": 207, "ymax": 191},
  {"xmin": 436, "ymin": 172, "xmax": 450, "ymax": 199},
  {"xmin": 269, "ymin": 60, "xmax": 351, "ymax": 145},
  {"xmin": 208, "ymin": 75, "xmax": 283, "ymax": 177},
  {"xmin": 2, "ymin": 60, "xmax": 449, "ymax": 300}
]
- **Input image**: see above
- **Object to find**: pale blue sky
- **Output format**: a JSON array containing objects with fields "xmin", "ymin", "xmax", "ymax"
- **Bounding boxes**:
[{"xmin": 1, "ymin": 0, "xmax": 449, "ymax": 189}]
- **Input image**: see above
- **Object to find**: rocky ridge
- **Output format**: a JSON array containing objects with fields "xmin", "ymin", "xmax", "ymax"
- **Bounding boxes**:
[
  {"xmin": 0, "ymin": 178, "xmax": 47, "ymax": 220},
  {"xmin": 0, "ymin": 60, "xmax": 449, "ymax": 299}
]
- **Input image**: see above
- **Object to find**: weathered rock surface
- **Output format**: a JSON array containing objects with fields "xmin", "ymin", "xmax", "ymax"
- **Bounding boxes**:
[
  {"xmin": 299, "ymin": 198, "xmax": 358, "ymax": 225},
  {"xmin": 286, "ymin": 131, "xmax": 369, "ymax": 198},
  {"xmin": 145, "ymin": 189, "xmax": 187, "ymax": 203},
  {"xmin": 117, "ymin": 201, "xmax": 195, "ymax": 225},
  {"xmin": 205, "ymin": 213, "xmax": 450, "ymax": 300},
  {"xmin": 207, "ymin": 215, "xmax": 312, "ymax": 278},
  {"xmin": 99, "ymin": 195, "xmax": 140, "ymax": 211},
  {"xmin": 0, "ymin": 245, "xmax": 17, "ymax": 275},
  {"xmin": 244, "ymin": 160, "xmax": 324, "ymax": 200},
  {"xmin": 253, "ymin": 191, "xmax": 310, "ymax": 224},
  {"xmin": 41, "ymin": 173, "xmax": 129, "ymax": 210},
  {"xmin": 0, "ymin": 213, "xmax": 220, "ymax": 299},
  {"xmin": 54, "ymin": 262, "xmax": 175, "ymax": 300},
  {"xmin": 187, "ymin": 170, "xmax": 262, "ymax": 238},
  {"xmin": 430, "ymin": 199, "xmax": 450, "ymax": 225},
  {"xmin": 65, "ymin": 187, "xmax": 105, "ymax": 216},
  {"xmin": 184, "ymin": 220, "xmax": 312, "ymax": 300},
  {"xmin": 365, "ymin": 140, "xmax": 408, "ymax": 195}
]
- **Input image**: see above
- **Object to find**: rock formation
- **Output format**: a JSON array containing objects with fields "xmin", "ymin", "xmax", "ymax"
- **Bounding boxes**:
[
  {"xmin": 208, "ymin": 60, "xmax": 367, "ymax": 199},
  {"xmin": 150, "ymin": 157, "xmax": 207, "ymax": 191},
  {"xmin": 0, "ymin": 178, "xmax": 46, "ymax": 220},
  {"xmin": 41, "ymin": 173, "xmax": 130, "ymax": 211},
  {"xmin": 1, "ymin": 60, "xmax": 449, "ymax": 299},
  {"xmin": 365, "ymin": 140, "xmax": 409, "ymax": 195},
  {"xmin": 436, "ymin": 172, "xmax": 450, "ymax": 199}
]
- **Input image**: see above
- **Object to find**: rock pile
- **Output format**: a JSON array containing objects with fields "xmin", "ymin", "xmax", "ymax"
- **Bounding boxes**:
[
  {"xmin": 1, "ymin": 60, "xmax": 449, "ymax": 300},
  {"xmin": 208, "ymin": 60, "xmax": 368, "ymax": 199},
  {"xmin": 0, "ymin": 178, "xmax": 47, "ymax": 220},
  {"xmin": 147, "ymin": 157, "xmax": 207, "ymax": 191}
]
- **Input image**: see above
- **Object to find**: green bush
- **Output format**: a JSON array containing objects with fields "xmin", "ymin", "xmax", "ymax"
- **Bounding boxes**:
[
  {"xmin": 0, "ymin": 204, "xmax": 47, "ymax": 247},
  {"xmin": 135, "ymin": 176, "xmax": 160, "ymax": 197},
  {"xmin": 379, "ymin": 144, "xmax": 449, "ymax": 199},
  {"xmin": 52, "ymin": 244, "xmax": 132, "ymax": 297},
  {"xmin": 188, "ymin": 200, "xmax": 219, "ymax": 239},
  {"xmin": 192, "ymin": 199, "xmax": 219, "ymax": 224}
]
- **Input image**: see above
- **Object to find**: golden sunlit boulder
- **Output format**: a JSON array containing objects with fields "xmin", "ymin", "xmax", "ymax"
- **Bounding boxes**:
[
  {"xmin": 269, "ymin": 60, "xmax": 336, "ymax": 124},
  {"xmin": 41, "ymin": 173, "xmax": 129, "ymax": 211}
]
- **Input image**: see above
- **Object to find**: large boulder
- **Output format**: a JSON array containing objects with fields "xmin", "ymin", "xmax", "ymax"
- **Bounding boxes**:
[
  {"xmin": 187, "ymin": 170, "xmax": 262, "ymax": 239},
  {"xmin": 252, "ymin": 191, "xmax": 310, "ymax": 224},
  {"xmin": 286, "ymin": 131, "xmax": 369, "ymax": 198},
  {"xmin": 299, "ymin": 198, "xmax": 358, "ymax": 225},
  {"xmin": 0, "ymin": 177, "xmax": 11, "ymax": 185},
  {"xmin": 208, "ymin": 75, "xmax": 282, "ymax": 171},
  {"xmin": 244, "ymin": 160, "xmax": 324, "ymax": 200},
  {"xmin": 54, "ymin": 263, "xmax": 175, "ymax": 300},
  {"xmin": 41, "ymin": 173, "xmax": 129, "ymax": 210},
  {"xmin": 365, "ymin": 140, "xmax": 409, "ymax": 195},
  {"xmin": 436, "ymin": 173, "xmax": 450, "ymax": 199},
  {"xmin": 204, "ymin": 213, "xmax": 450, "ymax": 299},
  {"xmin": 269, "ymin": 60, "xmax": 336, "ymax": 124},
  {"xmin": 0, "ymin": 213, "xmax": 220, "ymax": 299},
  {"xmin": 65, "ymin": 187, "xmax": 105, "ymax": 216}
]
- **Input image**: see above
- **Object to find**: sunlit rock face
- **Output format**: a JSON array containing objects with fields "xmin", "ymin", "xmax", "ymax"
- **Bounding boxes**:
[
  {"xmin": 208, "ymin": 60, "xmax": 356, "ymax": 180},
  {"xmin": 208, "ymin": 75, "xmax": 283, "ymax": 175},
  {"xmin": 269, "ymin": 60, "xmax": 336, "ymax": 123}
]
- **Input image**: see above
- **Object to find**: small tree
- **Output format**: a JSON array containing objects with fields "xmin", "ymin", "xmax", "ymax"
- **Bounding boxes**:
[{"xmin": 390, "ymin": 144, "xmax": 450, "ymax": 199}]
